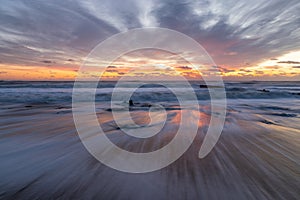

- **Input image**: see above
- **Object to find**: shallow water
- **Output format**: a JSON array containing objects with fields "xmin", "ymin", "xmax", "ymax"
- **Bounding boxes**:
[{"xmin": 0, "ymin": 81, "xmax": 299, "ymax": 199}]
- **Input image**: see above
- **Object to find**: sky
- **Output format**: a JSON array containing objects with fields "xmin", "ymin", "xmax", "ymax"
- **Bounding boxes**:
[{"xmin": 0, "ymin": 0, "xmax": 299, "ymax": 81}]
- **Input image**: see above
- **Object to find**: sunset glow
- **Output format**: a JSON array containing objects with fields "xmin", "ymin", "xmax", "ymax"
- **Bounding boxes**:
[{"xmin": 1, "ymin": 50, "xmax": 299, "ymax": 81}]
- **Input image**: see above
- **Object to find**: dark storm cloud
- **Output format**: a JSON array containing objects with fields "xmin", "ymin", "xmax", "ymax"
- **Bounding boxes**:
[{"xmin": 0, "ymin": 0, "xmax": 299, "ymax": 68}]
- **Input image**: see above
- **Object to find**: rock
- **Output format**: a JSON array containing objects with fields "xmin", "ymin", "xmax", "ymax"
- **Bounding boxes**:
[
  {"xmin": 200, "ymin": 84, "xmax": 223, "ymax": 88},
  {"xmin": 258, "ymin": 89, "xmax": 270, "ymax": 92},
  {"xmin": 129, "ymin": 99, "xmax": 134, "ymax": 106}
]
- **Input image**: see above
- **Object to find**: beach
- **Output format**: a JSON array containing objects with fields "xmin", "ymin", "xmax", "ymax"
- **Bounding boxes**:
[{"xmin": 0, "ymin": 81, "xmax": 299, "ymax": 199}]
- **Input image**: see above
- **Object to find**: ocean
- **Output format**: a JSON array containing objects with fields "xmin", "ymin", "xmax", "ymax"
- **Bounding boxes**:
[
  {"xmin": 1, "ymin": 81, "xmax": 300, "ymax": 103},
  {"xmin": 0, "ymin": 81, "xmax": 299, "ymax": 199}
]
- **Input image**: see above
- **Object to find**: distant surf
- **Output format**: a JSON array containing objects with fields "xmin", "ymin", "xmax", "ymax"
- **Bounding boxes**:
[{"xmin": 0, "ymin": 81, "xmax": 299, "ymax": 104}]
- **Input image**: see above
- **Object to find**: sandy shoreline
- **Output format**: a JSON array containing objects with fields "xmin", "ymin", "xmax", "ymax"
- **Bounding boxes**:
[{"xmin": 0, "ymin": 103, "xmax": 299, "ymax": 199}]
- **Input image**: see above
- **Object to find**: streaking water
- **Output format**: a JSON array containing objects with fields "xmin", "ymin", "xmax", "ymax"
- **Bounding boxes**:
[{"xmin": 0, "ymin": 81, "xmax": 299, "ymax": 199}]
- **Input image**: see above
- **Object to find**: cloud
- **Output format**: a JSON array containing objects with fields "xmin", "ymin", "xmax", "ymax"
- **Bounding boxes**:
[
  {"xmin": 153, "ymin": 0, "xmax": 300, "ymax": 66},
  {"xmin": 41, "ymin": 60, "xmax": 53, "ymax": 64},
  {"xmin": 265, "ymin": 66, "xmax": 279, "ymax": 69},
  {"xmin": 278, "ymin": 61, "xmax": 300, "ymax": 64},
  {"xmin": 239, "ymin": 69, "xmax": 252, "ymax": 73},
  {"xmin": 176, "ymin": 66, "xmax": 192, "ymax": 70},
  {"xmin": 224, "ymin": 52, "xmax": 238, "ymax": 56},
  {"xmin": 0, "ymin": 0, "xmax": 299, "ymax": 76},
  {"xmin": 216, "ymin": 66, "xmax": 236, "ymax": 73},
  {"xmin": 105, "ymin": 69, "xmax": 118, "ymax": 73}
]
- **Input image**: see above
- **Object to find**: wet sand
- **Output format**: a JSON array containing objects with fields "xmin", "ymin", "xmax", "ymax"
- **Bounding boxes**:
[{"xmin": 0, "ymin": 103, "xmax": 299, "ymax": 199}]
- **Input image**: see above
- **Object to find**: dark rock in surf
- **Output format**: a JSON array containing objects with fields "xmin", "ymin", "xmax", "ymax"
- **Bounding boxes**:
[
  {"xmin": 258, "ymin": 89, "xmax": 270, "ymax": 92},
  {"xmin": 291, "ymin": 92, "xmax": 300, "ymax": 96},
  {"xmin": 199, "ymin": 84, "xmax": 223, "ymax": 88},
  {"xmin": 129, "ymin": 99, "xmax": 134, "ymax": 106},
  {"xmin": 140, "ymin": 103, "xmax": 152, "ymax": 107}
]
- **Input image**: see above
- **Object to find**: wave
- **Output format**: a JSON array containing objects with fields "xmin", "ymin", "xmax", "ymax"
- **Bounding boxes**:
[{"xmin": 0, "ymin": 81, "xmax": 299, "ymax": 104}]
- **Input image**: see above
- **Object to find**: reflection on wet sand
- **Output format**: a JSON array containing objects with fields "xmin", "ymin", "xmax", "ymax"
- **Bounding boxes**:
[{"xmin": 0, "ymin": 103, "xmax": 299, "ymax": 199}]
